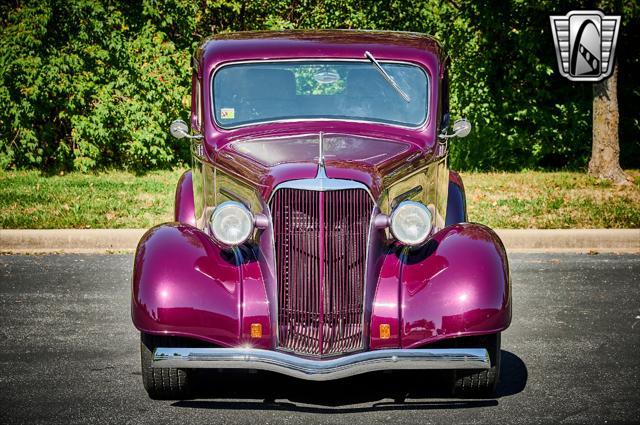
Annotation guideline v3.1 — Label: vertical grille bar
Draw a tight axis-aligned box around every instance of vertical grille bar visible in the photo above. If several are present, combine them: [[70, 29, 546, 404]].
[[271, 188, 373, 357], [318, 191, 325, 353]]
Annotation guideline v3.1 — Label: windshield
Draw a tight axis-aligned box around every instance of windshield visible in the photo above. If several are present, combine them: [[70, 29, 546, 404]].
[[212, 61, 429, 128]]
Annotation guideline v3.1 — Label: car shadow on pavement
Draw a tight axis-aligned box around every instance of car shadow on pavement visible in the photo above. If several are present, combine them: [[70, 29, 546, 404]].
[[171, 350, 527, 413], [496, 350, 528, 398]]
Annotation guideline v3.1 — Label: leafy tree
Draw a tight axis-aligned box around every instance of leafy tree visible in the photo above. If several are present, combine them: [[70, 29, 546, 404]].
[[0, 0, 192, 171], [0, 0, 638, 172]]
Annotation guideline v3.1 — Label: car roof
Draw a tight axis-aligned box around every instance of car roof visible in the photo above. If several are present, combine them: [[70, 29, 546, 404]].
[[195, 30, 445, 69]]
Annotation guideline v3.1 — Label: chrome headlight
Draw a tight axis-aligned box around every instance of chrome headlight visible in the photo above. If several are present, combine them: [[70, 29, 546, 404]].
[[390, 201, 433, 246], [210, 201, 254, 246]]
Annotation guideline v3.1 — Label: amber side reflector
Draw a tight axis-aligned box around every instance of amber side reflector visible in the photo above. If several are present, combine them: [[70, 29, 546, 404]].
[[380, 324, 391, 339], [250, 323, 262, 338]]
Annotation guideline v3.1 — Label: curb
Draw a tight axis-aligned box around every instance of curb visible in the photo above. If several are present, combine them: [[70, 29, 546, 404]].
[[0, 229, 146, 253], [1, 228, 639, 254], [495, 229, 640, 252]]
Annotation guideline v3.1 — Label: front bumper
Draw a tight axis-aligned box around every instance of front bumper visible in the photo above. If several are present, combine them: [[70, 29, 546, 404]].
[[153, 347, 490, 381]]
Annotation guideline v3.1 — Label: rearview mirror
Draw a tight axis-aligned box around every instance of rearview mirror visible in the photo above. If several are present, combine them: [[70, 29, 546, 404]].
[[439, 118, 472, 140], [169, 119, 202, 140], [169, 119, 190, 139], [452, 118, 471, 138]]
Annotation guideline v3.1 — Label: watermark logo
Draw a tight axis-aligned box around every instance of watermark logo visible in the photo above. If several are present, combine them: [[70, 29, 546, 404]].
[[550, 10, 621, 82]]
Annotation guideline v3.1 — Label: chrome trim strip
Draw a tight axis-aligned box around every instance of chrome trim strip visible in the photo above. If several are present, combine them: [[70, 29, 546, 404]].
[[153, 348, 490, 381], [361, 204, 380, 350], [216, 117, 425, 131], [391, 185, 423, 209], [219, 187, 252, 210]]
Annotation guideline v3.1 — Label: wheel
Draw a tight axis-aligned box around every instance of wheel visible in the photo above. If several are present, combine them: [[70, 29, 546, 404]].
[[140, 332, 191, 400], [452, 333, 501, 397]]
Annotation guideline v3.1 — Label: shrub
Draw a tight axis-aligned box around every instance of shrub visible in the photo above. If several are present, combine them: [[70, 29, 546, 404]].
[[0, 0, 638, 172]]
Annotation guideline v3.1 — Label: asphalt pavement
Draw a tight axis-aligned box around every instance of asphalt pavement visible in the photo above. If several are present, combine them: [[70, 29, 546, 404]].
[[0, 253, 638, 424]]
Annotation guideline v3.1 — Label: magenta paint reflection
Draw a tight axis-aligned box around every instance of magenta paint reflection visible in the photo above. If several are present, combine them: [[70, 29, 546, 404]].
[[132, 224, 271, 348], [369, 224, 511, 349]]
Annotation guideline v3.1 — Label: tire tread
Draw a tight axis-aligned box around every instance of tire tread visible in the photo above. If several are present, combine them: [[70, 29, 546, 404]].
[[453, 333, 501, 397], [140, 333, 191, 400]]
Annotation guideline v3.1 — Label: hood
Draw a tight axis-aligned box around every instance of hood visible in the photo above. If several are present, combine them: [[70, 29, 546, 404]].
[[214, 132, 432, 199]]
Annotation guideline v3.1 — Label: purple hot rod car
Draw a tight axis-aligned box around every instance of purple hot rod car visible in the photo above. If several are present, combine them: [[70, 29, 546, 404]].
[[132, 30, 511, 399]]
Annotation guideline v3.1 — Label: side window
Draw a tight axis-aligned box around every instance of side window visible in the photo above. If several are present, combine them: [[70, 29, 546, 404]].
[[440, 63, 450, 130], [195, 75, 202, 130], [191, 71, 203, 132]]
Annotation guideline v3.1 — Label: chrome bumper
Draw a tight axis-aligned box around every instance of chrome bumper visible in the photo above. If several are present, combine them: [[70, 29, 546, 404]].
[[153, 348, 490, 381]]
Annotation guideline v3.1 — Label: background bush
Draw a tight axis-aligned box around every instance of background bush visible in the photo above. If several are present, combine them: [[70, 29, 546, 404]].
[[0, 0, 638, 172]]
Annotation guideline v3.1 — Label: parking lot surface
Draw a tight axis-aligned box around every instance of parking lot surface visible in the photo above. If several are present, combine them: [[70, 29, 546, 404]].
[[0, 253, 638, 424]]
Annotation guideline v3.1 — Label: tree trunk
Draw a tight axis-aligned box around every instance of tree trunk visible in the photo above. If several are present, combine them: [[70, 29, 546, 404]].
[[589, 64, 630, 184]]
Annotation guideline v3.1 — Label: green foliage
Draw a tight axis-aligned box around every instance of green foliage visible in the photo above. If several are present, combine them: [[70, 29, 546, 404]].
[[0, 0, 193, 171], [0, 0, 638, 171]]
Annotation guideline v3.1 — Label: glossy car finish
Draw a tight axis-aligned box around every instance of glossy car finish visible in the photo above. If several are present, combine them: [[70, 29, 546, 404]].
[[132, 31, 511, 368], [132, 224, 272, 348], [133, 222, 510, 349], [174, 170, 196, 226], [446, 170, 467, 226]]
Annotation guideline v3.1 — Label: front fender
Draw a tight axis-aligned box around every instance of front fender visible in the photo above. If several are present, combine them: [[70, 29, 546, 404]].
[[370, 223, 511, 349], [131, 223, 272, 348], [445, 170, 467, 225], [174, 170, 196, 226]]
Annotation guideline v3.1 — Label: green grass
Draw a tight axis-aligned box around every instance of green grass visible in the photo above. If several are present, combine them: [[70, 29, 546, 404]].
[[0, 170, 184, 229], [0, 169, 638, 229], [462, 170, 640, 228]]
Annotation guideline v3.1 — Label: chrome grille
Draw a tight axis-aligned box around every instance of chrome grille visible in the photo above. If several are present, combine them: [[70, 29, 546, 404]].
[[271, 188, 373, 356]]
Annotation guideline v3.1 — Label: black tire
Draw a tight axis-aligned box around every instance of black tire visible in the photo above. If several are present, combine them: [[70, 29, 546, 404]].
[[140, 333, 191, 400], [452, 333, 501, 397]]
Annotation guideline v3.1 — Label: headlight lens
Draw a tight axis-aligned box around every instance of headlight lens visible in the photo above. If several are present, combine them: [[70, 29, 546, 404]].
[[390, 201, 433, 246], [210, 201, 254, 246]]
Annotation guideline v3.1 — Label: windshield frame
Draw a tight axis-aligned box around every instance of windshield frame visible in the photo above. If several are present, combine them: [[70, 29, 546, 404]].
[[210, 58, 431, 131]]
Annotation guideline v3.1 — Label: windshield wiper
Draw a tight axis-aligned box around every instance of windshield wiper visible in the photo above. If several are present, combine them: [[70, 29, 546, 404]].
[[364, 51, 411, 103]]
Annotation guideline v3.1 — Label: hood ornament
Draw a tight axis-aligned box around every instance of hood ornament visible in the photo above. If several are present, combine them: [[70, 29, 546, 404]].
[[315, 131, 329, 179], [318, 131, 325, 168]]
